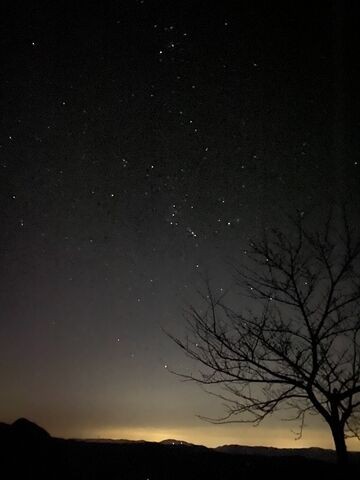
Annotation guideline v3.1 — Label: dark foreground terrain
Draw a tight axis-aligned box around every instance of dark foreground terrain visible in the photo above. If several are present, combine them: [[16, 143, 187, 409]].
[[0, 419, 359, 479]]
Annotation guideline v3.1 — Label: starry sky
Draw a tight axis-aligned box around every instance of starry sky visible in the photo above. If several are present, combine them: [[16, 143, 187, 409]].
[[1, 0, 360, 448]]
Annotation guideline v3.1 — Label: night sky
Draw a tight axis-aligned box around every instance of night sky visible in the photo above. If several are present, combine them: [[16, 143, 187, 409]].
[[1, 0, 360, 448]]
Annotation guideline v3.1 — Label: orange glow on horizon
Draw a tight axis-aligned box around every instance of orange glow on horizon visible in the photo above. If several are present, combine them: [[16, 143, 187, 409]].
[[62, 424, 360, 451]]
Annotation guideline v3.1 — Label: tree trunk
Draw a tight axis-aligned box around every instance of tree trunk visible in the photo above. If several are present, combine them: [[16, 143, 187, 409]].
[[330, 422, 348, 467]]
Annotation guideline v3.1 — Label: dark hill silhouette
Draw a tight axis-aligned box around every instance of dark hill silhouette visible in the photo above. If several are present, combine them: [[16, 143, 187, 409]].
[[215, 444, 340, 463], [0, 418, 359, 479], [160, 438, 199, 447], [11, 417, 51, 440]]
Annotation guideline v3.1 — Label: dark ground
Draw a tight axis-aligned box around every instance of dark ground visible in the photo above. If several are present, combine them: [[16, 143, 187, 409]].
[[1, 419, 359, 479]]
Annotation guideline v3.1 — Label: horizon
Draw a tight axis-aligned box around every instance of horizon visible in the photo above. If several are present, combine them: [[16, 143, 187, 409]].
[[3, 415, 360, 451]]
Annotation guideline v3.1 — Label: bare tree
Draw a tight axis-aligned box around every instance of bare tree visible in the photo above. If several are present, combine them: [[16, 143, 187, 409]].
[[171, 206, 360, 466]]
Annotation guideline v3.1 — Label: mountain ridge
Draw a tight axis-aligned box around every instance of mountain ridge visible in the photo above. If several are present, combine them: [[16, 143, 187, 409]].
[[2, 418, 360, 459]]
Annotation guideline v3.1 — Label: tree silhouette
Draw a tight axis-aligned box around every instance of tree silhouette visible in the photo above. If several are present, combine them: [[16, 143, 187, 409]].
[[171, 206, 360, 466]]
